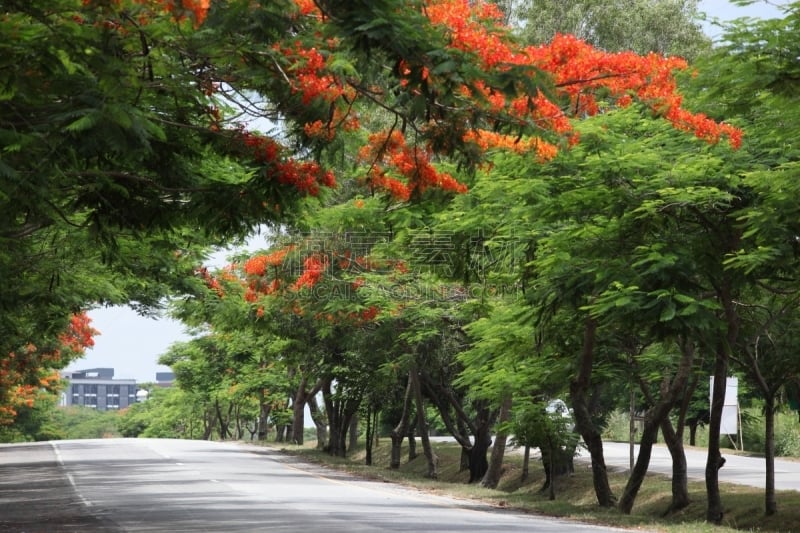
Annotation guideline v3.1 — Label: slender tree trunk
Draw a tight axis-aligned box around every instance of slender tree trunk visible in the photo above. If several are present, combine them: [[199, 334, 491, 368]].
[[745, 344, 778, 516], [322, 377, 359, 457], [234, 404, 244, 439], [202, 409, 214, 440], [290, 375, 309, 445], [274, 423, 286, 442], [322, 378, 345, 457], [215, 400, 231, 440], [705, 346, 728, 524], [540, 436, 574, 495], [660, 417, 690, 513], [407, 425, 418, 461], [481, 394, 512, 489], [390, 376, 413, 469], [619, 419, 659, 513], [308, 394, 328, 450], [619, 341, 694, 514], [257, 393, 271, 441], [570, 318, 616, 507], [411, 366, 437, 479], [764, 394, 777, 515], [521, 445, 531, 482], [365, 409, 374, 466], [706, 283, 739, 524], [548, 442, 556, 501], [349, 414, 359, 452]]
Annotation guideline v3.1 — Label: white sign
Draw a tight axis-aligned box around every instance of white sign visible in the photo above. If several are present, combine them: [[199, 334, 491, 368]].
[[710, 376, 738, 435]]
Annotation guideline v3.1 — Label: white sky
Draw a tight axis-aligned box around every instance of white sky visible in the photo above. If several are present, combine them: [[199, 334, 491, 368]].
[[66, 0, 791, 383]]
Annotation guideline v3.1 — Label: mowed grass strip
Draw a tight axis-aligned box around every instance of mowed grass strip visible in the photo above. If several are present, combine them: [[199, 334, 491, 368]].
[[268, 438, 800, 533]]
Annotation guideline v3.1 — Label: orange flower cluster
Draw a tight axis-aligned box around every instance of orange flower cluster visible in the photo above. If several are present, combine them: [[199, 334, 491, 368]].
[[242, 247, 293, 301], [293, 0, 320, 17], [463, 129, 558, 162], [275, 41, 355, 106], [240, 131, 281, 164], [358, 130, 468, 201], [58, 312, 97, 355], [236, 130, 337, 196], [196, 266, 225, 297], [275, 160, 337, 196], [294, 255, 329, 289], [434, 7, 742, 148], [288, 0, 741, 156], [243, 247, 293, 276], [1, 314, 97, 425], [245, 279, 280, 302]]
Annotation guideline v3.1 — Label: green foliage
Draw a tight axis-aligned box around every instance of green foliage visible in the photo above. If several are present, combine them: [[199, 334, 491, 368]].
[[117, 387, 205, 439], [0, 395, 66, 443], [53, 407, 121, 440], [508, 400, 578, 454], [0, 403, 122, 443], [501, 0, 711, 60]]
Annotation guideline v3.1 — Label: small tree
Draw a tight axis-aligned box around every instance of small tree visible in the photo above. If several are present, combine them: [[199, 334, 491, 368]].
[[509, 400, 580, 500]]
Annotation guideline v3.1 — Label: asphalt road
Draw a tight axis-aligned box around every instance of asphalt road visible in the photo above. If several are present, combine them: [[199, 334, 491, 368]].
[[586, 441, 800, 492], [0, 438, 634, 533]]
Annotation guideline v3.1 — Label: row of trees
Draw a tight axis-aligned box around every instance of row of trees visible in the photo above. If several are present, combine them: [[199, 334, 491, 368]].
[[159, 0, 800, 523], [4, 0, 800, 525]]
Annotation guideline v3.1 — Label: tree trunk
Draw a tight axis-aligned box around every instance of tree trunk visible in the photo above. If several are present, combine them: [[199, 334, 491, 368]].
[[521, 445, 531, 482], [540, 435, 575, 497], [322, 376, 359, 458], [215, 400, 231, 440], [349, 413, 359, 452], [411, 366, 438, 479], [744, 343, 778, 516], [570, 317, 616, 507], [706, 282, 739, 524], [460, 446, 471, 472], [290, 375, 308, 445], [308, 394, 328, 450], [469, 428, 491, 483], [257, 394, 271, 441], [764, 394, 777, 515], [365, 409, 374, 466], [660, 417, 690, 513], [619, 418, 659, 513], [481, 394, 512, 489], [390, 376, 413, 469], [619, 340, 694, 514], [705, 347, 728, 524], [202, 409, 214, 440], [274, 423, 286, 443], [407, 426, 418, 461]]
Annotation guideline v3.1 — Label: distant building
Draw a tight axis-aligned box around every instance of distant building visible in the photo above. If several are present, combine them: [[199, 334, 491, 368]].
[[60, 368, 138, 411], [155, 372, 175, 387]]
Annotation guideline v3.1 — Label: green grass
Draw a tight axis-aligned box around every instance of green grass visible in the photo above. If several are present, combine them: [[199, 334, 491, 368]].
[[265, 438, 800, 533]]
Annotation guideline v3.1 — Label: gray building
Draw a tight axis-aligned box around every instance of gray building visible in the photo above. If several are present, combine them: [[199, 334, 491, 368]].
[[155, 372, 175, 387], [60, 368, 138, 411]]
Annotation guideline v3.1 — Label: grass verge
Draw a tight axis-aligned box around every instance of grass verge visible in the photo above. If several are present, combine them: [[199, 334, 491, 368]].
[[264, 438, 800, 533]]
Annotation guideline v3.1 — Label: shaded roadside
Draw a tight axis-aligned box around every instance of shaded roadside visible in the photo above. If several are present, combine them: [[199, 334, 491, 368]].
[[0, 442, 118, 532]]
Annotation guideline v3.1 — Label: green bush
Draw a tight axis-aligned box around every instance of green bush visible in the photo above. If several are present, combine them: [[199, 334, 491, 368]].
[[774, 411, 800, 457], [601, 410, 632, 442]]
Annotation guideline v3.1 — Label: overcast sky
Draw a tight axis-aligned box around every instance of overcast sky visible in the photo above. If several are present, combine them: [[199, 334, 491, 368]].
[[66, 0, 791, 382]]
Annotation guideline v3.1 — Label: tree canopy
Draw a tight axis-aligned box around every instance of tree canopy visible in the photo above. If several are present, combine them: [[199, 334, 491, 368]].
[[10, 0, 800, 526]]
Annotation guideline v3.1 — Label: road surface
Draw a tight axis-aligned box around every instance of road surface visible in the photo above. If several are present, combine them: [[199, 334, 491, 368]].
[[0, 438, 634, 532], [586, 441, 800, 492]]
